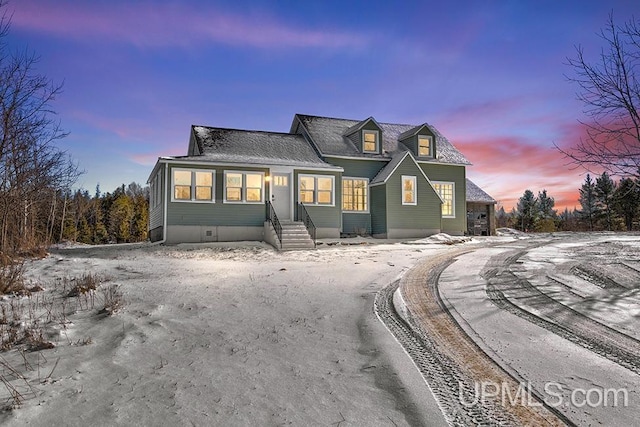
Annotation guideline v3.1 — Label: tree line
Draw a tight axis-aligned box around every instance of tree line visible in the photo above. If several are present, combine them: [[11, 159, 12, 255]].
[[497, 172, 640, 232], [54, 183, 149, 245]]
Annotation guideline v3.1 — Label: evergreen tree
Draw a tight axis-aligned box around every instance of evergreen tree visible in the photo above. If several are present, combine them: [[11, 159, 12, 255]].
[[614, 178, 640, 230], [594, 172, 616, 230], [536, 189, 556, 232], [516, 189, 538, 231], [578, 174, 597, 231], [108, 195, 134, 243], [496, 206, 509, 228]]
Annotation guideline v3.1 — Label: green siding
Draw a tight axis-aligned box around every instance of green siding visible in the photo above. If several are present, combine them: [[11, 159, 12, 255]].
[[342, 213, 371, 235], [294, 169, 341, 229], [384, 157, 442, 230], [370, 185, 387, 235], [419, 163, 466, 235], [166, 164, 269, 227], [149, 167, 164, 230], [326, 157, 387, 180]]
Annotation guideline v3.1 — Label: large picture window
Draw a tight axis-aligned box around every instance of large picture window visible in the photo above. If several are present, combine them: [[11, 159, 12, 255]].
[[224, 171, 264, 203], [172, 169, 215, 202], [402, 176, 417, 205], [433, 181, 455, 217], [298, 174, 335, 206], [342, 178, 368, 212]]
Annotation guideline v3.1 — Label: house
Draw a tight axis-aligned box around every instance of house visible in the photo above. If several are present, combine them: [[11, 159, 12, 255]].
[[147, 114, 497, 248]]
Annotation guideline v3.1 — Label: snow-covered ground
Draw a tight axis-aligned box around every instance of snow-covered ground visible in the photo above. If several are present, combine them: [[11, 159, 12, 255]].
[[1, 232, 637, 426], [0, 237, 472, 426]]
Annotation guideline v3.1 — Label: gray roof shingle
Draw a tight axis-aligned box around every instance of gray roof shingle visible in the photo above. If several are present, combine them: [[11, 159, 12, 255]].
[[466, 178, 497, 203], [176, 125, 340, 170], [295, 114, 471, 165]]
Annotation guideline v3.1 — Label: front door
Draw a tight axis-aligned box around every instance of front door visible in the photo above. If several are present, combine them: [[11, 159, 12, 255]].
[[272, 172, 291, 221]]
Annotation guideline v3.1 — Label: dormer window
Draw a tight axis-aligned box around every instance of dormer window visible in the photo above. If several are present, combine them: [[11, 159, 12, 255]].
[[418, 135, 432, 157], [363, 130, 379, 153]]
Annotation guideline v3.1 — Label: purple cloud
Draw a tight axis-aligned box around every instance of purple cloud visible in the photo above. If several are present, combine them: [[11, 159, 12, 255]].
[[11, 2, 369, 49]]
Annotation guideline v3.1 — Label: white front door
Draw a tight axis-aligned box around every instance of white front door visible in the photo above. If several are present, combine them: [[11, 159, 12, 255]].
[[271, 172, 291, 221]]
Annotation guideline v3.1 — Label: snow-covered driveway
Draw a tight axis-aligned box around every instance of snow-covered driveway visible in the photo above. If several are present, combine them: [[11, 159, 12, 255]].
[[437, 234, 640, 426]]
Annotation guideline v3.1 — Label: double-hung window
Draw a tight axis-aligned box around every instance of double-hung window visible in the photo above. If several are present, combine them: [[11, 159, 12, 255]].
[[418, 135, 432, 157], [299, 175, 334, 206], [433, 181, 455, 217], [224, 171, 264, 203], [363, 130, 379, 153], [172, 169, 215, 202], [342, 178, 368, 212], [402, 176, 417, 205]]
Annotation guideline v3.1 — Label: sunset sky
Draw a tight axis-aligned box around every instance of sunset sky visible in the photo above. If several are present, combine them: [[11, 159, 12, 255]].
[[6, 0, 638, 211]]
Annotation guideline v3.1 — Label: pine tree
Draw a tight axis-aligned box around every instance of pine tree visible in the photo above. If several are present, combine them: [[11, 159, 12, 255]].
[[614, 178, 640, 231], [108, 195, 134, 243], [516, 189, 538, 231], [578, 174, 597, 231], [594, 172, 616, 230], [536, 189, 556, 231]]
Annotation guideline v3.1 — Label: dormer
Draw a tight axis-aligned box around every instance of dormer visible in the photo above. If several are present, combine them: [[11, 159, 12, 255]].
[[343, 116, 383, 155], [398, 124, 436, 159]]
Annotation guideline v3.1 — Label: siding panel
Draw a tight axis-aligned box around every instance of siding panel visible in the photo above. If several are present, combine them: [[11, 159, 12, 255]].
[[166, 164, 269, 227], [385, 157, 442, 231], [419, 164, 466, 235], [294, 169, 341, 229], [370, 185, 387, 236]]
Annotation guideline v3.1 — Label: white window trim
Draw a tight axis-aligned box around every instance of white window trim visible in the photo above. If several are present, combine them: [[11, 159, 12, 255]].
[[298, 174, 335, 207], [171, 168, 216, 203], [223, 170, 265, 204], [401, 175, 417, 206], [433, 181, 456, 218], [418, 135, 433, 157], [362, 130, 379, 153], [342, 177, 369, 213]]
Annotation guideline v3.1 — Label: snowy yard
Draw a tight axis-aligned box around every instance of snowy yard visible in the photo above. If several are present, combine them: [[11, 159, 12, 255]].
[[0, 232, 638, 426], [0, 238, 460, 426]]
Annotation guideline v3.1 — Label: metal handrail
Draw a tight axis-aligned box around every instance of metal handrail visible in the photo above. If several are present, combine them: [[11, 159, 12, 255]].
[[266, 201, 283, 245], [297, 203, 316, 248]]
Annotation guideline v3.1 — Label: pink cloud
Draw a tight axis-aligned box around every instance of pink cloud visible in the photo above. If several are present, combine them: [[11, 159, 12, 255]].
[[458, 134, 592, 211], [11, 2, 368, 49]]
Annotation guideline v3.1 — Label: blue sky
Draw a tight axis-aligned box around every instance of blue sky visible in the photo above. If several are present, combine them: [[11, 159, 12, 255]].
[[6, 0, 638, 209]]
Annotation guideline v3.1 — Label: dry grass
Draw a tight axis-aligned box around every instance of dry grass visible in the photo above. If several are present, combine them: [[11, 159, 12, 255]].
[[0, 262, 26, 295], [0, 268, 124, 409]]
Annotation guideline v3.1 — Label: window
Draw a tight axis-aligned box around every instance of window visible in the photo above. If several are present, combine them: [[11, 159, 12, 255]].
[[402, 176, 417, 205], [363, 130, 379, 153], [172, 169, 215, 202], [433, 181, 455, 217], [273, 175, 288, 186], [224, 171, 264, 203], [342, 178, 368, 212], [298, 174, 335, 206], [418, 135, 432, 157]]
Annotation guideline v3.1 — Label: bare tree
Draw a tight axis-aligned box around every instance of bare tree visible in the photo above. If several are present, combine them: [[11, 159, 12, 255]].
[[0, 3, 81, 254], [561, 13, 640, 177]]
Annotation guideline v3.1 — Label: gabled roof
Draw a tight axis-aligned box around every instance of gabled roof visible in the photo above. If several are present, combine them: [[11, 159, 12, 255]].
[[370, 151, 411, 185], [466, 178, 497, 204], [293, 114, 471, 165], [397, 124, 430, 141], [178, 125, 340, 170], [369, 151, 444, 203], [342, 116, 381, 136]]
